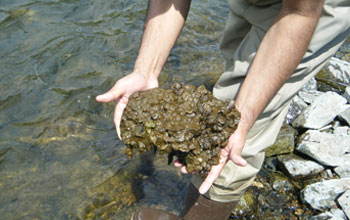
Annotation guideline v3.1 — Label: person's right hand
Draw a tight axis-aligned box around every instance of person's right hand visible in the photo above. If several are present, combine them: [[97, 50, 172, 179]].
[[96, 72, 158, 139]]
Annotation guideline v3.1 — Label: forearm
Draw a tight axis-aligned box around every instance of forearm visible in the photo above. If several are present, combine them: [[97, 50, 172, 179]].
[[235, 0, 324, 133], [134, 0, 191, 79]]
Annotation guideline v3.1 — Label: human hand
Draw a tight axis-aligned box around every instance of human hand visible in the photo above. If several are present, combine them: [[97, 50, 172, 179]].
[[96, 72, 158, 139], [174, 125, 248, 194]]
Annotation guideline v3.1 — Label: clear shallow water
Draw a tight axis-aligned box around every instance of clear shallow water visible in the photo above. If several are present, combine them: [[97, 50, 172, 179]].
[[0, 0, 228, 219]]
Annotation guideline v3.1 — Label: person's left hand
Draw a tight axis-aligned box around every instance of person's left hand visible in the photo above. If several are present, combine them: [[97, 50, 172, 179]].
[[174, 125, 248, 194]]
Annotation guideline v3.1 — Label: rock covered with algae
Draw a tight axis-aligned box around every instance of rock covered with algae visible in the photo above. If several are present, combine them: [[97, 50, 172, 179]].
[[120, 83, 240, 176]]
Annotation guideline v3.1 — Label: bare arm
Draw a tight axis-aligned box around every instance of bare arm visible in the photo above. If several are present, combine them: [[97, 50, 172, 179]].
[[96, 0, 191, 138], [134, 0, 191, 79], [199, 0, 324, 194], [235, 0, 324, 134]]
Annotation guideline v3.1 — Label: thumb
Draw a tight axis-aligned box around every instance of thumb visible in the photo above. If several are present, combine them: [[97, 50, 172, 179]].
[[96, 88, 122, 103], [198, 152, 227, 194]]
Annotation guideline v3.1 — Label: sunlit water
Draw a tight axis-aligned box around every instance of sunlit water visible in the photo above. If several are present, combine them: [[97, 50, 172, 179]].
[[0, 0, 228, 219], [1, 0, 349, 219]]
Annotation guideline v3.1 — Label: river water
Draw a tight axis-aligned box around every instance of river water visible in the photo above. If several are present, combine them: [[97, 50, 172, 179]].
[[0, 0, 228, 219], [1, 0, 349, 220]]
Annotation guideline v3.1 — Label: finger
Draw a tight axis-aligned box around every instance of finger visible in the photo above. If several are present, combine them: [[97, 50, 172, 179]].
[[227, 133, 247, 167], [96, 88, 123, 103], [180, 166, 188, 174], [198, 155, 227, 194], [230, 154, 247, 167], [174, 160, 183, 167], [114, 97, 128, 140]]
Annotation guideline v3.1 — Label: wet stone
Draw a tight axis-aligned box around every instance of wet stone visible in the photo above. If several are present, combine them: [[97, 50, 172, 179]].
[[265, 125, 296, 157], [120, 83, 240, 176]]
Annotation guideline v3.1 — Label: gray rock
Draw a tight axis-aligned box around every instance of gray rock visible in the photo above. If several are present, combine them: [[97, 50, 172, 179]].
[[277, 154, 324, 179], [302, 77, 318, 91], [343, 86, 350, 103], [0, 12, 9, 23], [285, 95, 308, 124], [292, 92, 349, 129], [311, 212, 333, 220], [301, 178, 350, 211], [339, 108, 350, 126], [324, 57, 350, 84], [333, 126, 350, 135], [298, 90, 324, 104], [335, 164, 350, 178], [311, 209, 347, 220], [296, 130, 350, 166], [338, 190, 350, 219]]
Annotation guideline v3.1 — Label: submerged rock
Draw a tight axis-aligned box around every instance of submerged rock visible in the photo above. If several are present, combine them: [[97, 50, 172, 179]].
[[120, 83, 240, 175], [265, 125, 296, 157]]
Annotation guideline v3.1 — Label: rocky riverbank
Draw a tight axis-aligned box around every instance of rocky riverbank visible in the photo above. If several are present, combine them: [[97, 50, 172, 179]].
[[231, 53, 350, 219]]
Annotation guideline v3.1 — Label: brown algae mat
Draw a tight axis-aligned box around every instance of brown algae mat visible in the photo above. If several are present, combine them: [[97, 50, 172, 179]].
[[120, 83, 240, 176]]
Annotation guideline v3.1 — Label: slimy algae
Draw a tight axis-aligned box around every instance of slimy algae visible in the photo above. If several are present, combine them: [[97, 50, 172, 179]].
[[120, 83, 240, 176]]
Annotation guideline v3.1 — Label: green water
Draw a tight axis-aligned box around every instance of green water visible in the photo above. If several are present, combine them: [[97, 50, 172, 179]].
[[0, 0, 228, 219]]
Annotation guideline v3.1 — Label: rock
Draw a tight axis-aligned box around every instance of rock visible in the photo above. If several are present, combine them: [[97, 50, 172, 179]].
[[335, 164, 350, 178], [265, 125, 296, 157], [285, 95, 308, 124], [302, 77, 318, 91], [270, 172, 295, 193], [337, 190, 350, 219], [0, 12, 9, 23], [296, 130, 350, 166], [311, 209, 347, 220], [297, 90, 324, 104], [343, 86, 350, 103], [310, 212, 333, 220], [301, 178, 350, 211], [324, 57, 350, 85], [333, 126, 350, 135], [277, 154, 324, 179], [292, 92, 349, 129], [339, 108, 350, 126]]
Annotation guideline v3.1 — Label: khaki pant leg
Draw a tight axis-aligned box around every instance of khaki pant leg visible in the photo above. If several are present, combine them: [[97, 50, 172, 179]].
[[191, 0, 350, 203]]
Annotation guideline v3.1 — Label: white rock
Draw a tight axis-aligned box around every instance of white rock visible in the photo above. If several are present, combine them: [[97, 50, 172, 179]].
[[285, 95, 308, 124], [343, 86, 350, 103], [311, 209, 347, 220], [339, 108, 350, 126], [277, 154, 324, 179], [298, 90, 324, 104], [335, 165, 350, 178], [330, 208, 347, 220], [333, 126, 350, 135], [296, 130, 350, 166], [338, 190, 350, 219], [311, 212, 333, 220], [324, 57, 350, 84], [301, 178, 350, 211], [302, 77, 318, 91], [292, 91, 349, 129]]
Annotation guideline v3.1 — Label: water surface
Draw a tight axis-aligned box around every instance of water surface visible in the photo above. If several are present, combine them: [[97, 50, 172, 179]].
[[0, 0, 228, 219]]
